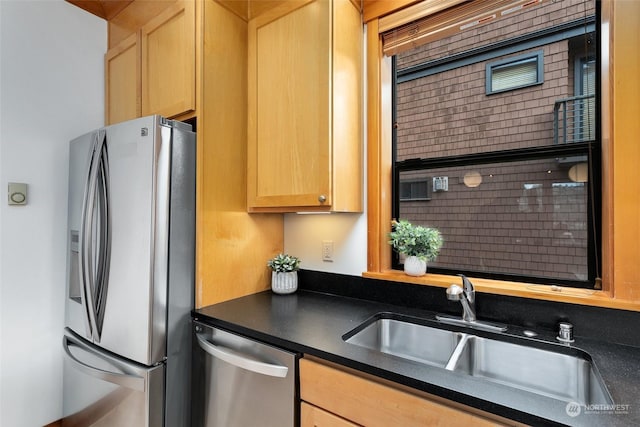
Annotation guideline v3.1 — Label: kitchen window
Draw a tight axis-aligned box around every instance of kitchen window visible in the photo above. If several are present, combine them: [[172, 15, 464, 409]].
[[366, 0, 640, 306], [390, 0, 599, 288]]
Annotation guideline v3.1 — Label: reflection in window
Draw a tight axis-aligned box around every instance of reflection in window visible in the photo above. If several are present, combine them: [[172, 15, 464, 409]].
[[398, 158, 589, 283]]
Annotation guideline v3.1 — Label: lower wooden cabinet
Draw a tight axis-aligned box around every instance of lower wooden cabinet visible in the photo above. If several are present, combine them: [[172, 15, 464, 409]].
[[301, 402, 359, 427], [300, 357, 515, 427]]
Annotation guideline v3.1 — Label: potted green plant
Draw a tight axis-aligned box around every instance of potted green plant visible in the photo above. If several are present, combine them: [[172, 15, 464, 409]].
[[267, 253, 301, 294], [388, 219, 443, 276]]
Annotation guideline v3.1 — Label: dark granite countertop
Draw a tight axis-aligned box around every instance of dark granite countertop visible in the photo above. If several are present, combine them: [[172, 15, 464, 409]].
[[193, 289, 640, 426]]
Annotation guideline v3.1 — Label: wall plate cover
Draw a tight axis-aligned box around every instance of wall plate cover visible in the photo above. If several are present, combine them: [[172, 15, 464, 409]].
[[8, 182, 28, 205], [322, 240, 334, 262]]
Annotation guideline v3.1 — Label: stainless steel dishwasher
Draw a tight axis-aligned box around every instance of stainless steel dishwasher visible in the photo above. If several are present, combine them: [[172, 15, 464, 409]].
[[192, 321, 298, 427]]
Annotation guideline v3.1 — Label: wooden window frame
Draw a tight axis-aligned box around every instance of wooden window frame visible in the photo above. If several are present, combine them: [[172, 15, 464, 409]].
[[364, 0, 640, 311]]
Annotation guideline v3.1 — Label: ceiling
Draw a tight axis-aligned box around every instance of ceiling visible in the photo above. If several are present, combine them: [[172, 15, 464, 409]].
[[66, 0, 308, 22]]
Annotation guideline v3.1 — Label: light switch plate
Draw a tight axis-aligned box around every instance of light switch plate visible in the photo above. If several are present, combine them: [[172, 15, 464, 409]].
[[8, 182, 28, 205], [322, 240, 334, 262]]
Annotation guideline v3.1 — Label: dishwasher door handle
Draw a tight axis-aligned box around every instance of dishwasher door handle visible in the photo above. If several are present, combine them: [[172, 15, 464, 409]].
[[196, 333, 289, 378]]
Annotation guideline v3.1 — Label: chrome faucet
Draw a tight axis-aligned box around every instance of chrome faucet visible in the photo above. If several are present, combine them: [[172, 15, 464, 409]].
[[436, 275, 507, 332], [445, 274, 476, 322]]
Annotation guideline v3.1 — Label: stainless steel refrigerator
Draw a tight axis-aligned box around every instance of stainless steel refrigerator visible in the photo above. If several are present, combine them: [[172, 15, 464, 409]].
[[62, 115, 196, 427]]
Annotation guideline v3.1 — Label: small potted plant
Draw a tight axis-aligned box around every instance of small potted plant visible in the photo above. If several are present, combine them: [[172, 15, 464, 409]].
[[267, 253, 301, 294], [388, 219, 443, 276]]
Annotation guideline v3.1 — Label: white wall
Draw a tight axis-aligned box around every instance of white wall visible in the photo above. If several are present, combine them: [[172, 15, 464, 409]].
[[284, 212, 367, 275], [0, 1, 105, 425]]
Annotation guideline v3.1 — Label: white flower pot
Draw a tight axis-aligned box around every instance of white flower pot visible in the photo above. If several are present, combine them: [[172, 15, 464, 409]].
[[404, 256, 427, 276], [271, 271, 298, 294]]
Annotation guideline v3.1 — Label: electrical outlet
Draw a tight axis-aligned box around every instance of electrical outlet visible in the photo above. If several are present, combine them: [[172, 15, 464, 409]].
[[322, 240, 334, 262]]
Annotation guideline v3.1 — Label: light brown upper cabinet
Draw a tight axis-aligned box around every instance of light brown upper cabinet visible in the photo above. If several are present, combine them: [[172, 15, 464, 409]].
[[105, 0, 195, 125], [141, 0, 195, 118], [247, 0, 363, 213], [105, 32, 140, 125]]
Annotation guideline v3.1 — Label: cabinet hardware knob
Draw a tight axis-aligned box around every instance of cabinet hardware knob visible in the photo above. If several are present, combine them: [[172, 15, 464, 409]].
[[318, 195, 327, 203]]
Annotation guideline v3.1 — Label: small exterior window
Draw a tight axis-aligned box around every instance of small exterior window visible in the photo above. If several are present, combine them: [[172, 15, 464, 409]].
[[486, 51, 544, 94], [399, 179, 430, 201]]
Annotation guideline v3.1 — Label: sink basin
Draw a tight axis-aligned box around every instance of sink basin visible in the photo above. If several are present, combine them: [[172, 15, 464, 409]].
[[344, 313, 612, 405], [344, 314, 463, 367], [449, 335, 612, 405]]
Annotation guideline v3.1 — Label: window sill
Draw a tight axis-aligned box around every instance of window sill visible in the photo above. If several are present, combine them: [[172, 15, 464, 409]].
[[363, 270, 640, 311]]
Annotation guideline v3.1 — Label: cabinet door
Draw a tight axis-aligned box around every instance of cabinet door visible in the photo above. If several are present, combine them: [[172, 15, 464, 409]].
[[141, 0, 195, 118], [301, 402, 360, 427], [300, 358, 511, 427], [248, 0, 332, 210], [105, 32, 140, 125]]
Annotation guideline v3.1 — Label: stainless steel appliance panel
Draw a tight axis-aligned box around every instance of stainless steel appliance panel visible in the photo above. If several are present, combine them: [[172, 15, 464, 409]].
[[193, 322, 297, 427], [64, 115, 196, 426], [65, 116, 180, 366], [62, 328, 164, 427], [164, 120, 197, 427], [66, 131, 97, 341], [97, 115, 166, 366]]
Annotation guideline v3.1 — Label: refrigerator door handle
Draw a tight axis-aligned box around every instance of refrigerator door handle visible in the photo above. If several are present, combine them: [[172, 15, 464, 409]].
[[79, 129, 110, 343], [78, 131, 101, 339], [196, 332, 289, 378], [93, 132, 111, 341], [63, 335, 145, 392]]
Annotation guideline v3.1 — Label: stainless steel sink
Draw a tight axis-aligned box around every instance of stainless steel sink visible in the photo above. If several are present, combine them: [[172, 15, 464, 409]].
[[344, 314, 612, 405], [449, 335, 612, 405], [344, 316, 463, 367]]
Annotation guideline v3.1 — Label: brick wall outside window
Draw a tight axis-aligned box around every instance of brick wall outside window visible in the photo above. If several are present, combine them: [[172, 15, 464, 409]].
[[394, 0, 595, 282]]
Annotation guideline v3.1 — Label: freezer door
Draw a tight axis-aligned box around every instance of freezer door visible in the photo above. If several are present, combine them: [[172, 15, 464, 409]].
[[62, 328, 164, 427]]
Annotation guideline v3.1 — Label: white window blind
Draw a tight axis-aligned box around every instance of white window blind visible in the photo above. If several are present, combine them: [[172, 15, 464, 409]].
[[491, 58, 538, 91], [381, 0, 546, 57], [580, 59, 596, 140]]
